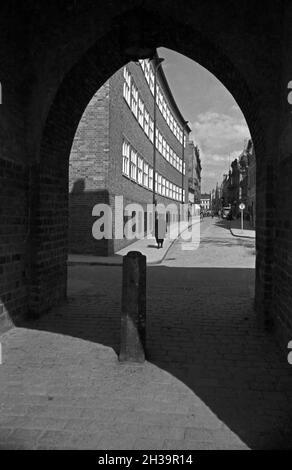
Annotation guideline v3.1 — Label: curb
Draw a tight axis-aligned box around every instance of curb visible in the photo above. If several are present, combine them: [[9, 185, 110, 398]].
[[229, 228, 255, 240]]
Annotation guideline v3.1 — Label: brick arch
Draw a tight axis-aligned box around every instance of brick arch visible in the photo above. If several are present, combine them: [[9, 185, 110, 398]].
[[31, 10, 267, 319]]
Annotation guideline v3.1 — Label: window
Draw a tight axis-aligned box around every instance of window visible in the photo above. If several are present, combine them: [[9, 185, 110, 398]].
[[162, 138, 166, 158], [149, 118, 154, 143], [178, 158, 182, 173], [143, 162, 149, 187], [158, 132, 163, 154], [166, 180, 169, 198], [149, 167, 153, 190], [122, 140, 130, 176], [163, 100, 167, 119], [169, 148, 173, 165], [183, 162, 186, 175], [137, 156, 143, 185], [170, 114, 174, 131], [166, 143, 170, 162], [149, 68, 155, 94], [131, 82, 138, 117], [156, 130, 159, 150], [156, 84, 159, 105], [145, 60, 150, 84], [158, 174, 162, 195], [139, 59, 145, 71], [162, 177, 166, 196], [166, 107, 170, 126], [144, 110, 149, 136], [183, 189, 185, 203], [159, 90, 163, 113], [138, 98, 144, 127], [123, 67, 131, 106], [155, 172, 158, 193], [169, 182, 173, 199], [130, 149, 137, 181]]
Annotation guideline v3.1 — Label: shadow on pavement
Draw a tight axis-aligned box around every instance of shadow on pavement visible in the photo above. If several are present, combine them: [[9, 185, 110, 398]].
[[18, 265, 292, 450]]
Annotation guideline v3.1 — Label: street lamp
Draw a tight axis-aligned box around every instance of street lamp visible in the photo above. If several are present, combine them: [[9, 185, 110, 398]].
[[181, 120, 189, 220], [151, 55, 164, 207]]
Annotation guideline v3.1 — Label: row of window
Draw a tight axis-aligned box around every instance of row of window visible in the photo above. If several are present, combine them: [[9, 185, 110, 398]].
[[123, 67, 185, 175], [122, 140, 185, 202], [156, 129, 185, 175], [139, 59, 185, 146]]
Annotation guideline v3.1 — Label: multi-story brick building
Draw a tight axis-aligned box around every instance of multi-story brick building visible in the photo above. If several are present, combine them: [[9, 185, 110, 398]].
[[69, 54, 191, 255]]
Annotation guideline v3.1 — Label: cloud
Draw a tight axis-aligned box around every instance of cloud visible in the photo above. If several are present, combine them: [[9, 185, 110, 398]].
[[192, 111, 250, 153], [191, 111, 250, 192]]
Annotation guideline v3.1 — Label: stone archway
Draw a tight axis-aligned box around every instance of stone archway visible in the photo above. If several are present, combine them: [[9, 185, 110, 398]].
[[28, 10, 271, 330]]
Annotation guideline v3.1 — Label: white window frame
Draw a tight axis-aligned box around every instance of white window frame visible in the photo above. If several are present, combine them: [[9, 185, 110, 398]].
[[137, 156, 143, 185], [158, 132, 163, 154], [123, 67, 131, 106], [138, 98, 144, 127], [162, 177, 166, 196], [149, 67, 155, 94], [122, 140, 130, 177], [130, 149, 137, 181], [166, 180, 169, 198], [131, 82, 138, 118], [144, 109, 149, 136], [149, 118, 154, 143], [162, 138, 166, 158], [158, 174, 162, 195], [149, 167, 153, 190], [143, 162, 149, 188], [166, 143, 170, 162]]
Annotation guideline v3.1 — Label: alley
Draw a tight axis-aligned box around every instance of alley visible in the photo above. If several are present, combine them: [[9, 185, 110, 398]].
[[0, 219, 291, 449]]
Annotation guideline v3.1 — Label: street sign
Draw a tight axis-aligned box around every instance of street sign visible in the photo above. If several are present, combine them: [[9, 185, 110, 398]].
[[239, 203, 245, 211]]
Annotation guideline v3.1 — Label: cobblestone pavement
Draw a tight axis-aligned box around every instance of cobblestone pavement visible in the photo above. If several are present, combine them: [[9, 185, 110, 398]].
[[0, 219, 291, 449]]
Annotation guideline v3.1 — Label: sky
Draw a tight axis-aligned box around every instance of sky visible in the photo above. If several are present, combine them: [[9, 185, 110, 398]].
[[158, 47, 251, 193]]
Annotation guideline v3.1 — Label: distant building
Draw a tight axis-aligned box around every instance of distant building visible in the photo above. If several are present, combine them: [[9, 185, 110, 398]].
[[188, 141, 202, 205], [200, 193, 211, 211], [219, 139, 255, 223]]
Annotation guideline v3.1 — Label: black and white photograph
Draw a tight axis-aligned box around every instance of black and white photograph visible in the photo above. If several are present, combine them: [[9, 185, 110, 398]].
[[0, 0, 292, 455]]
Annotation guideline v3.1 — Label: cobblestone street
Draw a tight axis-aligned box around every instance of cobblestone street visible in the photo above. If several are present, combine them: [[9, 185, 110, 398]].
[[0, 219, 291, 449]]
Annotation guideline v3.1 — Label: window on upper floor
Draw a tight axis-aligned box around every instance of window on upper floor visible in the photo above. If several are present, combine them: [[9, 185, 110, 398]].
[[162, 138, 166, 158], [165, 180, 169, 198], [149, 167, 153, 190], [162, 177, 166, 196], [144, 110, 149, 136], [143, 162, 149, 188], [137, 156, 143, 185], [122, 140, 130, 177], [149, 118, 154, 143], [130, 148, 137, 181], [131, 82, 138, 118], [145, 60, 150, 84], [138, 98, 144, 127], [157, 174, 162, 195], [123, 67, 131, 106], [149, 67, 155, 94], [158, 133, 163, 154], [166, 143, 170, 162]]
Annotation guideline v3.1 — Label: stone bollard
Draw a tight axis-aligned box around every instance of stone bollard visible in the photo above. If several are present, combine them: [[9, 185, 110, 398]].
[[119, 251, 146, 363]]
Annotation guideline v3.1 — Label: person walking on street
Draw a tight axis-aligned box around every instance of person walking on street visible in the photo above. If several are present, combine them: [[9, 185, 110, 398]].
[[155, 212, 166, 249]]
